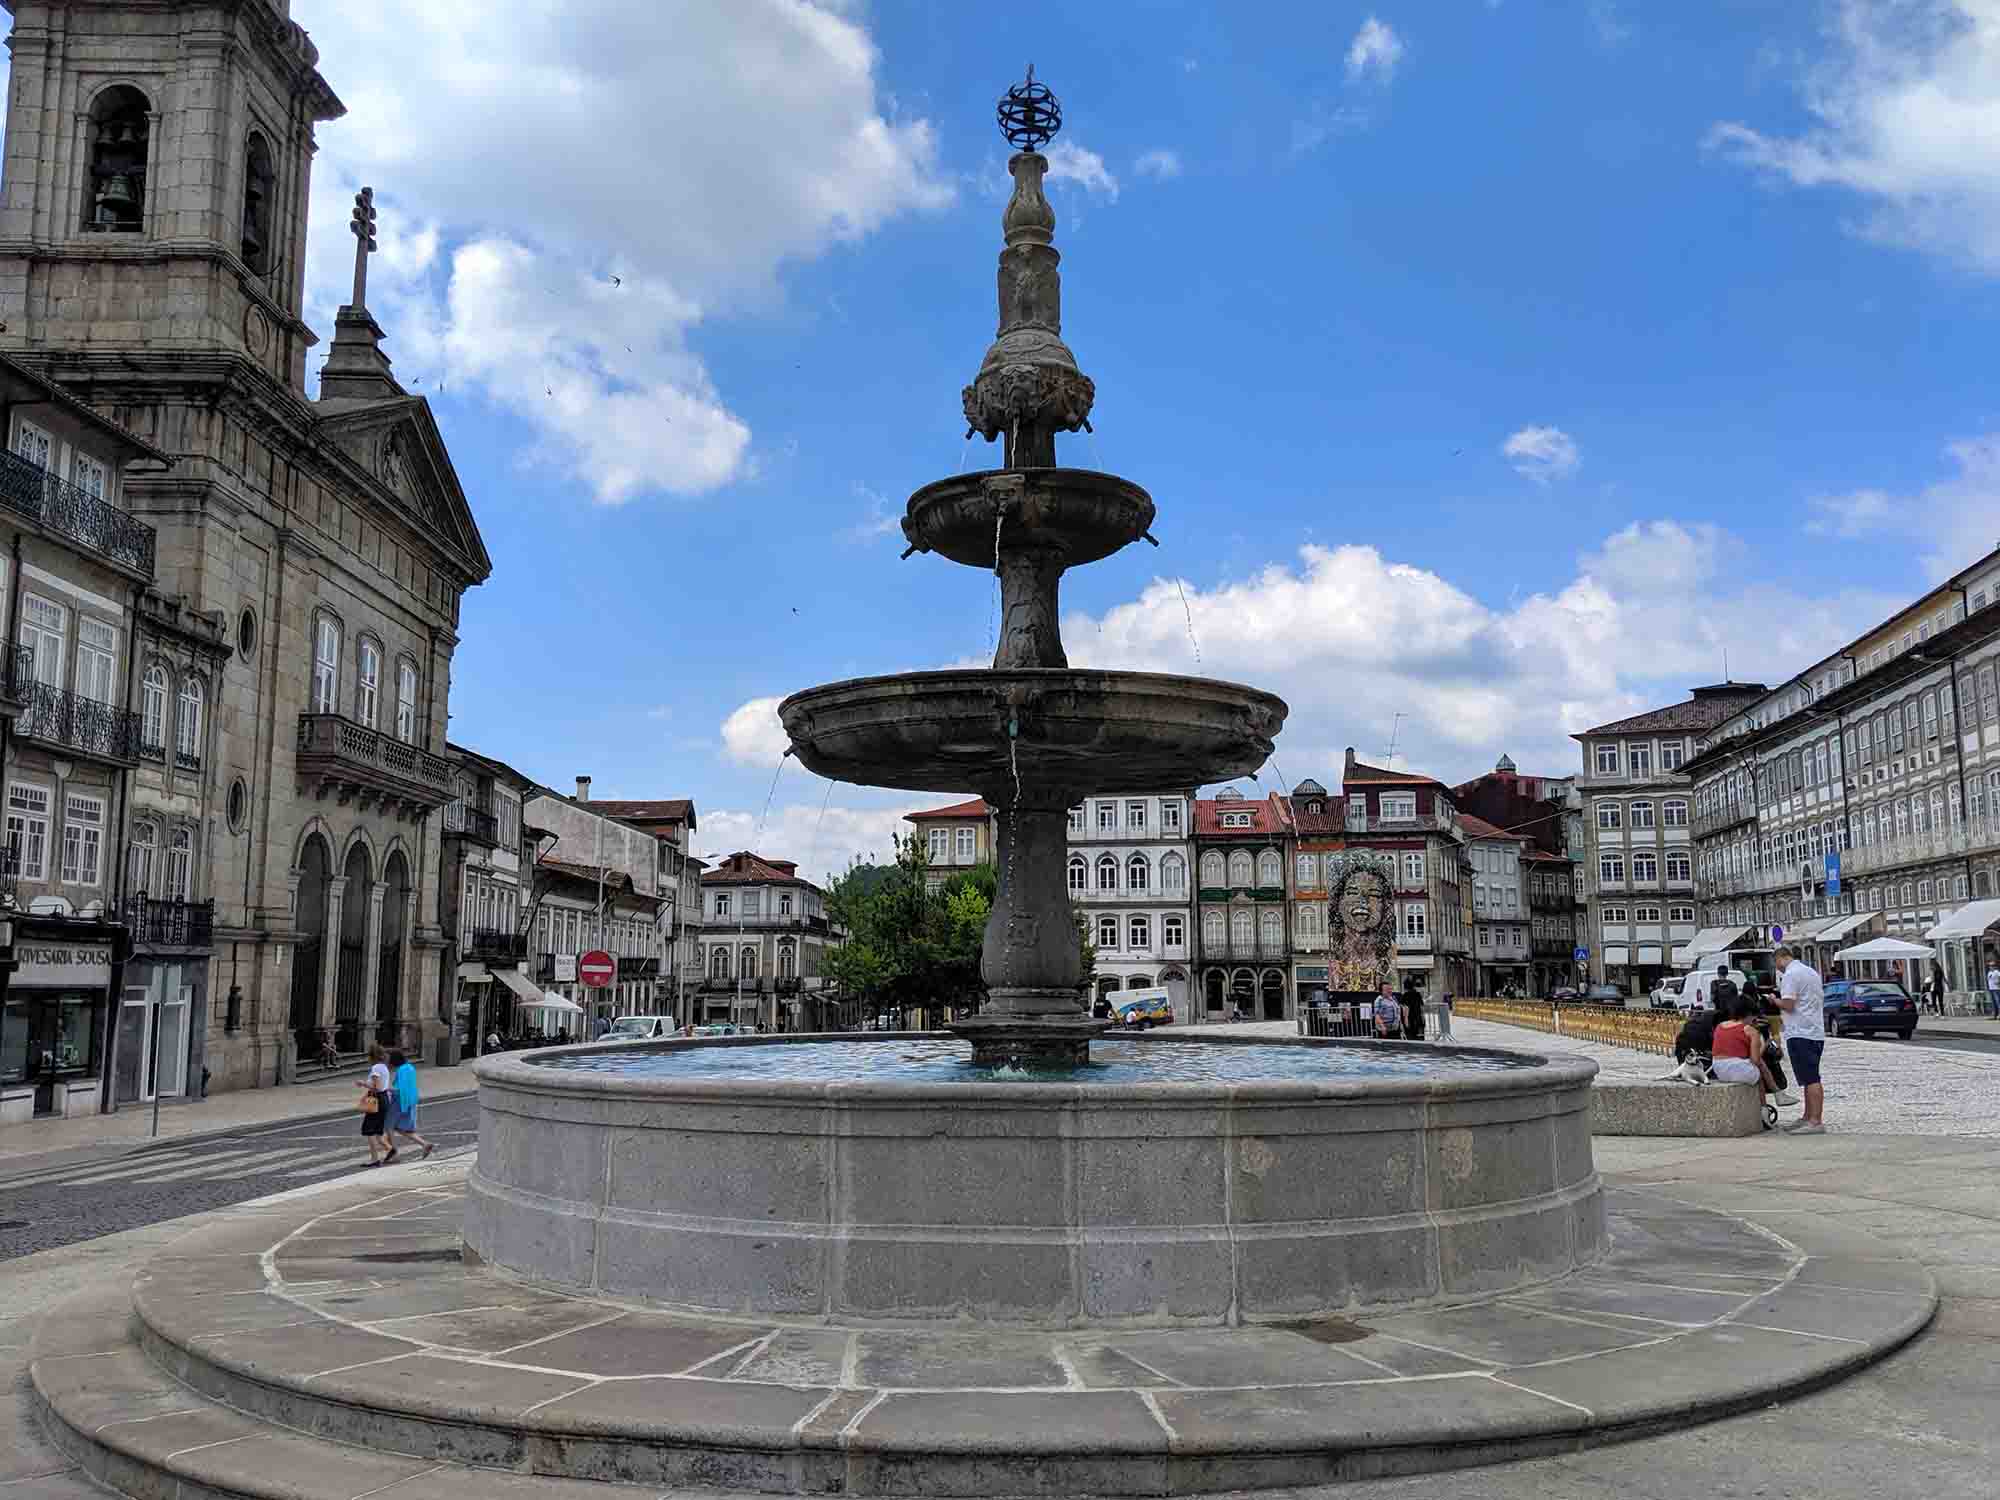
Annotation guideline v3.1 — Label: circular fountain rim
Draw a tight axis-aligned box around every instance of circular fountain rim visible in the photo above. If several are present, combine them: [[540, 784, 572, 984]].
[[776, 664, 1290, 715], [470, 1030, 1597, 1105]]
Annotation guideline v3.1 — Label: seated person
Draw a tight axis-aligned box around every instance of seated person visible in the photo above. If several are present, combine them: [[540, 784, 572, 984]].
[[1710, 995, 1794, 1102], [1673, 1005, 1721, 1068]]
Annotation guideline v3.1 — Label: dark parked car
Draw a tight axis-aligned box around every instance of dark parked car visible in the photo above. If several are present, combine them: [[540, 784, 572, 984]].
[[1822, 978, 1918, 1039], [1550, 986, 1580, 1003], [1582, 984, 1624, 1004]]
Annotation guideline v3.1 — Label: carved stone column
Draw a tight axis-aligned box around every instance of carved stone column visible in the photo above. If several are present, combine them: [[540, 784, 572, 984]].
[[318, 876, 348, 1033], [361, 883, 386, 1032]]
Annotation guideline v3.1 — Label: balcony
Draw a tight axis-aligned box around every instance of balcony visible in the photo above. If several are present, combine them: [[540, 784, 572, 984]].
[[0, 643, 30, 717], [16, 682, 142, 762], [1693, 800, 1757, 839], [708, 912, 830, 934], [461, 805, 500, 846], [296, 713, 456, 820], [1846, 818, 1998, 877], [619, 955, 660, 979], [1197, 939, 1290, 962], [125, 895, 214, 950], [0, 446, 156, 576], [464, 929, 528, 962]]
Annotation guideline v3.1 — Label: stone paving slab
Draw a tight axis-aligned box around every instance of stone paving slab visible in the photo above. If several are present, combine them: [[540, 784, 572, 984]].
[[20, 1165, 1935, 1498]]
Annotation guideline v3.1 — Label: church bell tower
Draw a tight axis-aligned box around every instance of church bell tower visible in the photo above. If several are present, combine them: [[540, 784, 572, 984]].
[[0, 0, 345, 391]]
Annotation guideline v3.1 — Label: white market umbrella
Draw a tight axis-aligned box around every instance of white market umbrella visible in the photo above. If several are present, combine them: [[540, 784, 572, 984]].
[[1832, 937, 1934, 962], [534, 991, 584, 1014]]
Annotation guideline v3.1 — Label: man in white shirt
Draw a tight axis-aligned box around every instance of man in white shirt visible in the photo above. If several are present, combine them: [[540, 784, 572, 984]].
[[1985, 959, 2000, 1020], [1773, 946, 1826, 1135]]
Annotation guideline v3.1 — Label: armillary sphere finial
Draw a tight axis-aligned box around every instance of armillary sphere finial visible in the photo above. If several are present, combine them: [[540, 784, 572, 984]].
[[997, 64, 1061, 152]]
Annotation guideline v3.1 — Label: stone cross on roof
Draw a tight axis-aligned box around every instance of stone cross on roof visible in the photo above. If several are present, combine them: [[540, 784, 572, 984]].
[[348, 186, 378, 310]]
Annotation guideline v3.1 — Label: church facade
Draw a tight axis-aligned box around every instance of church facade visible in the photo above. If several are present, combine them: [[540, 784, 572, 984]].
[[0, 0, 491, 1117]]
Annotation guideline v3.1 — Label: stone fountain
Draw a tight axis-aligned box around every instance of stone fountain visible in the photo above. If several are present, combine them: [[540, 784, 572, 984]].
[[779, 69, 1287, 1067]]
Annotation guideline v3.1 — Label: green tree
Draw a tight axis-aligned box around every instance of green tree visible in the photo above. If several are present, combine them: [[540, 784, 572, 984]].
[[1073, 902, 1098, 1000], [823, 837, 992, 1024]]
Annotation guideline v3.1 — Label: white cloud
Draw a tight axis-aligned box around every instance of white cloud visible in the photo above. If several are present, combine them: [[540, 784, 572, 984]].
[[696, 798, 944, 886], [720, 696, 791, 767], [1053, 521, 1900, 787], [1806, 433, 2000, 578], [1705, 1, 2000, 273], [1589, 0, 1632, 48], [1043, 140, 1120, 200], [295, 0, 951, 503], [841, 483, 903, 543], [1346, 16, 1406, 83], [1134, 148, 1184, 181], [1501, 425, 1581, 483]]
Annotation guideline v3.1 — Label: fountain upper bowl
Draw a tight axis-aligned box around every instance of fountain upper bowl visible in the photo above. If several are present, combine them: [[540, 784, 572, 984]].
[[903, 467, 1154, 569], [779, 667, 1287, 797]]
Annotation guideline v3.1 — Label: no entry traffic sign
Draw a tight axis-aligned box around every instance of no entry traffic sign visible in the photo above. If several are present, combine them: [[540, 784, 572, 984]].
[[579, 949, 616, 988]]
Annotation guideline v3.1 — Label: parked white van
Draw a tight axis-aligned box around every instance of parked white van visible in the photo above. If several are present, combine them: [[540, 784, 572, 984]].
[[603, 1015, 678, 1041], [1669, 968, 1750, 1013]]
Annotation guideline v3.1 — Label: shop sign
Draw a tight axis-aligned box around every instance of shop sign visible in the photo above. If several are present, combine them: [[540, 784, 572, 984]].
[[554, 954, 578, 983], [14, 941, 112, 988], [1295, 966, 1329, 982]]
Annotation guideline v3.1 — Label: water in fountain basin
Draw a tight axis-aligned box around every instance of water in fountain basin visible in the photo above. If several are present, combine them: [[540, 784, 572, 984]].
[[533, 1036, 1541, 1084]]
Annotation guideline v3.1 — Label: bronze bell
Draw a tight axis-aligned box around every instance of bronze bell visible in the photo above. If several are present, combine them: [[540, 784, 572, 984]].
[[96, 172, 137, 211]]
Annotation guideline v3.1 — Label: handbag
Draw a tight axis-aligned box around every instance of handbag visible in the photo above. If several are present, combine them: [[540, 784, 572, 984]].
[[358, 1089, 379, 1115]]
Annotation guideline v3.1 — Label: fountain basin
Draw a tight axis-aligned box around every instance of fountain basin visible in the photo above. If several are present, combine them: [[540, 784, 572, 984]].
[[903, 467, 1154, 568], [779, 668, 1286, 795], [465, 1033, 1605, 1328]]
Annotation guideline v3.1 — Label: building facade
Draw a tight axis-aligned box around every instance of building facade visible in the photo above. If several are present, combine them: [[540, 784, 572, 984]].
[[698, 852, 838, 1030], [1462, 815, 1530, 995], [1524, 851, 1582, 996], [1337, 750, 1472, 996], [1285, 778, 1344, 1011], [438, 745, 534, 1055], [904, 798, 995, 890], [587, 799, 703, 1022], [1067, 790, 1194, 1014], [1685, 549, 2000, 999], [1575, 684, 1765, 994], [0, 0, 494, 1118], [1192, 789, 1291, 1020]]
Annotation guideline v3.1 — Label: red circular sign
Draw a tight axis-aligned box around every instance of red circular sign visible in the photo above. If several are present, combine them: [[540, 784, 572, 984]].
[[578, 950, 616, 988]]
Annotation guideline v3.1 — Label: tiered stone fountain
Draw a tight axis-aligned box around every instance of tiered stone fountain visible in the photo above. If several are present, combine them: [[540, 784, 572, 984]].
[[779, 70, 1285, 1067]]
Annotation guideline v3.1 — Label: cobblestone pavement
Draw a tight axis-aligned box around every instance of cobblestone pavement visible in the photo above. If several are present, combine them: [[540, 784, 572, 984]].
[[1172, 1017, 2000, 1139], [0, 1093, 481, 1261]]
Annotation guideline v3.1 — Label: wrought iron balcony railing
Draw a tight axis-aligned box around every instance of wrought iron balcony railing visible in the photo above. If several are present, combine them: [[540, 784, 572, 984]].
[[618, 955, 661, 978], [0, 447, 156, 575], [125, 895, 215, 949], [1, 643, 30, 704], [461, 805, 500, 845], [16, 682, 141, 760], [464, 929, 528, 961]]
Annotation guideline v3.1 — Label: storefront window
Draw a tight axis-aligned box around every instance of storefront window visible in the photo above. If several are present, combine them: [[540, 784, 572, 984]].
[[52, 994, 97, 1074], [1, 998, 28, 1082]]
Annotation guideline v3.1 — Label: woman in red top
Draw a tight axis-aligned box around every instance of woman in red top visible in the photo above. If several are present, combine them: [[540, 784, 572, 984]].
[[1710, 994, 1785, 1096]]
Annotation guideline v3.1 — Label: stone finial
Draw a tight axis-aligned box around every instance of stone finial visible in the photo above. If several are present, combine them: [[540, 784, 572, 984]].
[[1001, 152, 1055, 249]]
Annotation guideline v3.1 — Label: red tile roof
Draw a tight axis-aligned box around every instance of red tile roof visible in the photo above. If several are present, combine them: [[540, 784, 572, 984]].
[[1283, 794, 1346, 837], [1193, 793, 1291, 837], [589, 798, 696, 831], [1342, 748, 1445, 788], [701, 851, 815, 888], [903, 797, 992, 823], [1522, 849, 1576, 864], [1459, 814, 1528, 843], [1576, 684, 1767, 739]]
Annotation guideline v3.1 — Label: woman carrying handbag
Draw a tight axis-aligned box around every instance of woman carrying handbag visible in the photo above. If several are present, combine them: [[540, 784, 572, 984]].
[[357, 1041, 392, 1166]]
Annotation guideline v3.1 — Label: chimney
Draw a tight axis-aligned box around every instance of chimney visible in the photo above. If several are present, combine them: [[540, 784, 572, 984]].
[[576, 775, 591, 802]]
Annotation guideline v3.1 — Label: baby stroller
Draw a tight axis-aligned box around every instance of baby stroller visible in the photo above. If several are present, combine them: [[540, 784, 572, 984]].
[[1669, 1007, 1783, 1130]]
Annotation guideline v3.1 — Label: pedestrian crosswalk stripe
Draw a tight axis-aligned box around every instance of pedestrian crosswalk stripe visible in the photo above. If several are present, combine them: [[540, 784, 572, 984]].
[[60, 1147, 265, 1188], [281, 1148, 381, 1179], [127, 1145, 334, 1184]]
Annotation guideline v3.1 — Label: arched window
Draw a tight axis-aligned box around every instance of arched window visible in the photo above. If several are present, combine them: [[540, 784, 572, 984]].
[[1199, 851, 1225, 888], [1229, 908, 1253, 946], [777, 941, 796, 979], [312, 613, 341, 713], [1227, 851, 1253, 887], [1126, 853, 1149, 892], [1067, 854, 1086, 894], [85, 86, 150, 234], [1202, 909, 1224, 946], [356, 639, 381, 726], [740, 946, 758, 979], [1128, 914, 1150, 951], [709, 946, 730, 980], [396, 659, 419, 743], [141, 664, 168, 750], [175, 676, 203, 765], [1161, 853, 1186, 895], [1259, 908, 1282, 946], [128, 819, 157, 895], [1096, 853, 1119, 891], [1257, 849, 1282, 887], [167, 827, 192, 900], [241, 131, 275, 273]]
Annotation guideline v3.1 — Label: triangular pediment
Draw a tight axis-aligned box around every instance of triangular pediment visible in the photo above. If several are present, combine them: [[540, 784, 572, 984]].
[[313, 397, 493, 585]]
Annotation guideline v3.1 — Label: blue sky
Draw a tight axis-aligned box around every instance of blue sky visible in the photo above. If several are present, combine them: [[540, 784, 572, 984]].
[[264, 3, 2000, 873]]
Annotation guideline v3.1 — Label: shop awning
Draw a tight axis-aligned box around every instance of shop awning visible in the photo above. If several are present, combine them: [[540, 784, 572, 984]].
[[1671, 926, 1755, 968], [1925, 899, 2000, 941], [490, 967, 543, 1006], [1603, 945, 1630, 965], [1804, 911, 1875, 945]]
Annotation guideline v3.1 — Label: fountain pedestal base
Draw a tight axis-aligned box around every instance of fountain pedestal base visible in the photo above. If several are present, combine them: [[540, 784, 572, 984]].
[[948, 1013, 1109, 1069]]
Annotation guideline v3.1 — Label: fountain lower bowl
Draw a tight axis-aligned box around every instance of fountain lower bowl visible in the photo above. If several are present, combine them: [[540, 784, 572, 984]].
[[465, 1033, 1605, 1328], [778, 668, 1287, 796]]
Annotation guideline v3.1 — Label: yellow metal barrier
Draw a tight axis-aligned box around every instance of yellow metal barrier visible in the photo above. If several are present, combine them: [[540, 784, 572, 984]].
[[1453, 998, 1680, 1057]]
